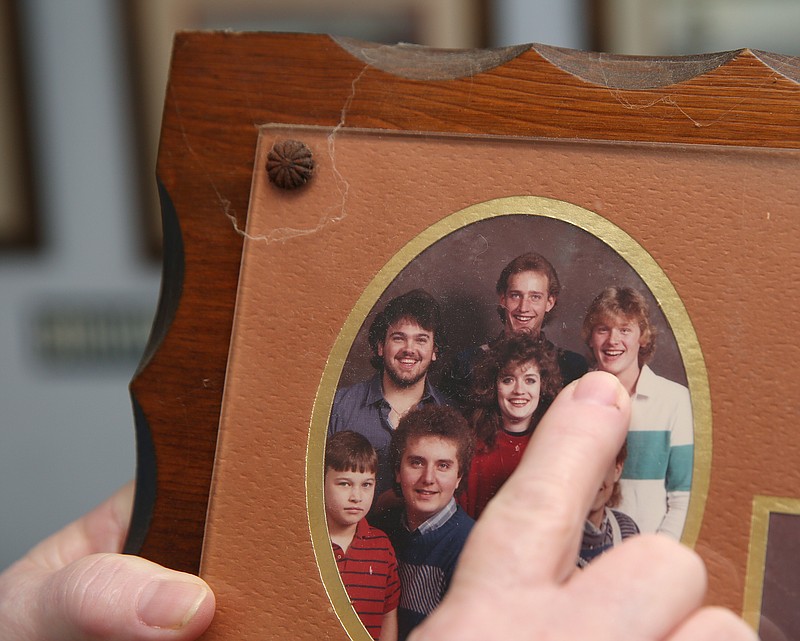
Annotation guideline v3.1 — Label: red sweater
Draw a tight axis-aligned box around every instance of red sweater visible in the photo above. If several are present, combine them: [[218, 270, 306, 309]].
[[459, 430, 532, 519]]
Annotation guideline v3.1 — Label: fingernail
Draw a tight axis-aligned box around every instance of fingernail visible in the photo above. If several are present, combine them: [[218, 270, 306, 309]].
[[137, 579, 210, 629], [572, 372, 624, 407]]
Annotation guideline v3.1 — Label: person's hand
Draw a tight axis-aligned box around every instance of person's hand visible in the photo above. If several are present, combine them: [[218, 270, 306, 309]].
[[412, 372, 757, 641], [0, 482, 215, 641]]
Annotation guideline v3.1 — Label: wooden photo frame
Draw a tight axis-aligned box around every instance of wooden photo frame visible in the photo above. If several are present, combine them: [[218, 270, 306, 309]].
[[122, 1, 488, 258], [127, 33, 800, 640]]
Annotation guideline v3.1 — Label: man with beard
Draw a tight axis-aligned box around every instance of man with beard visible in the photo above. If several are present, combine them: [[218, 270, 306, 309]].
[[329, 289, 449, 503]]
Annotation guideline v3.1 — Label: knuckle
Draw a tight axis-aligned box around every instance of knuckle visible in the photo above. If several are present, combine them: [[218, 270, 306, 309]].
[[52, 553, 132, 638]]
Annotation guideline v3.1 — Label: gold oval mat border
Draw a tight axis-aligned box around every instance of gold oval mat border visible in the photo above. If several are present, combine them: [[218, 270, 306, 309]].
[[307, 195, 711, 641]]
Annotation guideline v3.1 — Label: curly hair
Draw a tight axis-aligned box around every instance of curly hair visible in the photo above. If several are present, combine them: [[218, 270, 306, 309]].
[[467, 334, 563, 448], [368, 289, 444, 370], [581, 286, 656, 367]]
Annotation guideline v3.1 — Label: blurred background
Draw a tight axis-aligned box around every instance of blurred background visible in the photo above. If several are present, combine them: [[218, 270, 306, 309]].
[[2, 0, 798, 571]]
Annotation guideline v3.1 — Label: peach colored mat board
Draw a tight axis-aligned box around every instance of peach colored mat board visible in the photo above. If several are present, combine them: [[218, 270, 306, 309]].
[[199, 126, 799, 639]]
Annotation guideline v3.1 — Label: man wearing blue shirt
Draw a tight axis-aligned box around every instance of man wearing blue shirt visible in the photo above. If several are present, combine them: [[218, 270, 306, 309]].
[[328, 289, 449, 500]]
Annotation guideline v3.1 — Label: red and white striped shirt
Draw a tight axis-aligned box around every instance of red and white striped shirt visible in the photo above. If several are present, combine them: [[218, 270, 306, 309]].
[[332, 519, 401, 639]]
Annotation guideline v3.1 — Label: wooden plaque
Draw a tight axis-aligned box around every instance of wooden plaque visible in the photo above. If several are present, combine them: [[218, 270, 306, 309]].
[[127, 33, 800, 640]]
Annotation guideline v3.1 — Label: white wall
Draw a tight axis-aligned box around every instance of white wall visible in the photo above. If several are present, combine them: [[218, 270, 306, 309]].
[[0, 0, 159, 570], [493, 0, 588, 49]]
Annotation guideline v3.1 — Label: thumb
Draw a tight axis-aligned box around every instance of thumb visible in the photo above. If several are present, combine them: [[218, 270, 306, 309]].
[[4, 553, 214, 641]]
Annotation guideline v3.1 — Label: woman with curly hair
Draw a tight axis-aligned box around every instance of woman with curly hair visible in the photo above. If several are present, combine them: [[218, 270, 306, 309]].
[[459, 333, 563, 519]]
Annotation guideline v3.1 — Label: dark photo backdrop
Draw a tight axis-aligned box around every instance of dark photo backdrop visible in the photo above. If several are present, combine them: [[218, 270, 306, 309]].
[[335, 213, 688, 390]]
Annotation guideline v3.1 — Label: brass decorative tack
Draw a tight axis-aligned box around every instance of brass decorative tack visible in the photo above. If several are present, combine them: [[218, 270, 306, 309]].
[[266, 139, 315, 189]]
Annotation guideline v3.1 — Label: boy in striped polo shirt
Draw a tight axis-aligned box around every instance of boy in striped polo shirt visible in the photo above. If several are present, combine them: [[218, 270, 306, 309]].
[[582, 286, 694, 539], [325, 431, 401, 641]]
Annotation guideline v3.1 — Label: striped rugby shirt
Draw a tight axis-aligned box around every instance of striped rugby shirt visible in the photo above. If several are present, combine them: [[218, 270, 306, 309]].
[[332, 519, 401, 640]]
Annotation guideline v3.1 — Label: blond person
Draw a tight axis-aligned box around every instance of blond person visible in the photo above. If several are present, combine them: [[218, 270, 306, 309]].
[[583, 286, 693, 539]]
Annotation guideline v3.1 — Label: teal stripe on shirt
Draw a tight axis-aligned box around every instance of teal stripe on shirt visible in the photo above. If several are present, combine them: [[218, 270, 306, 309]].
[[665, 444, 693, 492], [622, 432, 693, 488], [622, 431, 670, 480]]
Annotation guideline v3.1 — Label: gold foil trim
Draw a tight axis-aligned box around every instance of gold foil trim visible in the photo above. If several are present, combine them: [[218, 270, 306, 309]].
[[742, 495, 800, 631]]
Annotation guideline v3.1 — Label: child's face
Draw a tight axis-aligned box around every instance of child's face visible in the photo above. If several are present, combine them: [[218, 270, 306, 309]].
[[324, 468, 376, 529], [496, 360, 541, 431], [498, 270, 555, 335], [589, 313, 643, 379], [591, 458, 624, 514], [396, 436, 461, 529]]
